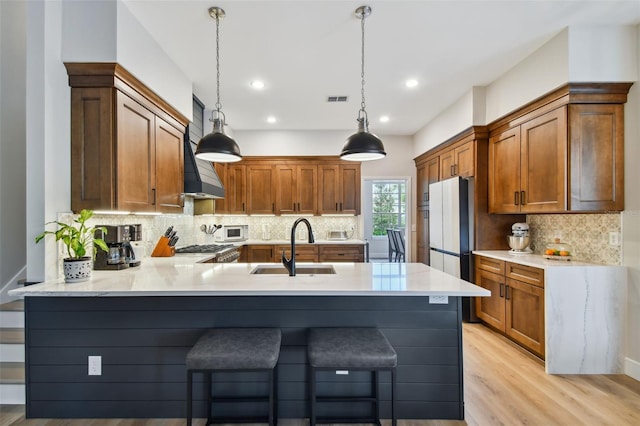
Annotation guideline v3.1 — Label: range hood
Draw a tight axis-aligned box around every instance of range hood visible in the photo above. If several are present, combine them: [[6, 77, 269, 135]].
[[183, 138, 225, 199]]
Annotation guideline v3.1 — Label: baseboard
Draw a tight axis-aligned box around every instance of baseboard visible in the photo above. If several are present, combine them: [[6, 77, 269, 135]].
[[625, 357, 640, 381]]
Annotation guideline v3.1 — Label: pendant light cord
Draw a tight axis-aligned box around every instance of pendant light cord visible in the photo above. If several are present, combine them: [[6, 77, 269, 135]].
[[215, 12, 222, 115], [359, 11, 367, 118]]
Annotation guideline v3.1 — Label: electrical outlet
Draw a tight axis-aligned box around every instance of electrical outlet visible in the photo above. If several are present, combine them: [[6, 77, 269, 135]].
[[609, 231, 620, 246], [88, 356, 102, 376], [429, 295, 448, 304]]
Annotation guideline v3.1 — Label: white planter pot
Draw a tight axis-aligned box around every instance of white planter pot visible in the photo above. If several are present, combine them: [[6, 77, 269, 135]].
[[63, 257, 93, 283]]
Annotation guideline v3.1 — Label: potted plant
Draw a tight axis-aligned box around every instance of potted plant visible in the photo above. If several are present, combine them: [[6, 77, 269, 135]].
[[35, 209, 108, 282]]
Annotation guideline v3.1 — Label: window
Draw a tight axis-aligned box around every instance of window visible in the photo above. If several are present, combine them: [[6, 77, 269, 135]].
[[372, 181, 406, 236]]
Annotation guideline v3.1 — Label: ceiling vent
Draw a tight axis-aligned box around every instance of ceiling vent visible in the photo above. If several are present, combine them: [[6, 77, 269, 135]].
[[327, 96, 348, 102]]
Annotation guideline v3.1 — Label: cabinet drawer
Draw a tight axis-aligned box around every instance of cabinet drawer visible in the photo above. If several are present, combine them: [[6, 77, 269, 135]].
[[274, 245, 318, 262], [319, 245, 364, 262], [475, 256, 505, 275], [506, 262, 544, 288]]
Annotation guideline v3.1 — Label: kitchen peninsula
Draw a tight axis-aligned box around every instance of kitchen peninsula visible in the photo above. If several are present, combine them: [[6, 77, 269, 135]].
[[11, 259, 488, 421]]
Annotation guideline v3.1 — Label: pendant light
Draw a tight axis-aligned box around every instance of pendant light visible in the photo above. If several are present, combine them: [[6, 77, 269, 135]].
[[340, 5, 386, 161], [195, 6, 242, 163]]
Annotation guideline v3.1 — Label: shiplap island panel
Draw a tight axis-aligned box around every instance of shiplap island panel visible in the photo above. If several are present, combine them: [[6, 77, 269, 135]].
[[11, 260, 488, 420]]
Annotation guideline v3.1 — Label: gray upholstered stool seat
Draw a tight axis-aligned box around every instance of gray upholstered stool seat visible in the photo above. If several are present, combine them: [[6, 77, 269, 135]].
[[307, 328, 397, 426], [308, 328, 397, 368], [186, 328, 281, 426], [186, 328, 281, 370]]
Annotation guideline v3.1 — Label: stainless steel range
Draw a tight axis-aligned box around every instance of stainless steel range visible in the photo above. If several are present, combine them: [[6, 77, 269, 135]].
[[175, 244, 240, 263]]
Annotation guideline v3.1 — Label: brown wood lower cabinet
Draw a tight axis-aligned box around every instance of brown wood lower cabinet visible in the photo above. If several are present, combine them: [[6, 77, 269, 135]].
[[239, 243, 364, 263], [318, 244, 365, 262], [475, 255, 545, 358], [273, 244, 318, 262]]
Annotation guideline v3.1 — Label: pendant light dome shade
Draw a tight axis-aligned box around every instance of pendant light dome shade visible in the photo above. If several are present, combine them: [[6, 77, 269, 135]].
[[341, 117, 386, 161], [195, 117, 242, 162], [195, 6, 242, 163], [340, 5, 385, 162]]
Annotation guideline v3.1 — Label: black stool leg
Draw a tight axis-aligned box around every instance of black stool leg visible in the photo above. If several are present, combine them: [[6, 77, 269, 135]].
[[373, 370, 380, 426], [187, 370, 193, 426], [391, 368, 397, 426], [310, 366, 317, 426], [274, 365, 279, 426], [206, 371, 212, 424], [268, 368, 275, 426]]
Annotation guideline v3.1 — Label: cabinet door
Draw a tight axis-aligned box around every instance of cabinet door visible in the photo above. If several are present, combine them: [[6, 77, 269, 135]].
[[71, 88, 115, 212], [505, 278, 545, 358], [275, 245, 318, 262], [340, 164, 360, 215], [474, 268, 506, 332], [275, 165, 296, 215], [318, 165, 340, 214], [247, 245, 274, 263], [454, 141, 475, 178], [439, 149, 455, 180], [417, 156, 439, 208], [116, 91, 156, 212], [488, 127, 521, 213], [226, 165, 247, 214], [520, 107, 567, 213], [297, 164, 318, 214], [416, 208, 429, 264], [569, 104, 624, 211], [155, 117, 184, 213], [247, 165, 276, 214]]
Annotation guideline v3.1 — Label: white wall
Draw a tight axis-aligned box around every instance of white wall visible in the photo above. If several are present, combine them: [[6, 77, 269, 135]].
[[0, 0, 27, 299], [485, 28, 569, 123], [61, 0, 192, 119], [569, 26, 637, 82], [622, 24, 640, 381]]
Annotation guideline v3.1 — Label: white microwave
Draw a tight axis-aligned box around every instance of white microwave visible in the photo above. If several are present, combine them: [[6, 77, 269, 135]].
[[216, 225, 248, 242]]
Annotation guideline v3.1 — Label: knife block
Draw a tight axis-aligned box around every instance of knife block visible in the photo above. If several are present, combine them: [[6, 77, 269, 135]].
[[151, 236, 175, 257]]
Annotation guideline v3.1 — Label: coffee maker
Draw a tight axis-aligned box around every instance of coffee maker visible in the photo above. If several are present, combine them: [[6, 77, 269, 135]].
[[94, 225, 142, 270]]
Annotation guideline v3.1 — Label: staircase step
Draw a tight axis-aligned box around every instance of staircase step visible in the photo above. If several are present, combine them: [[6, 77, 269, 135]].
[[0, 300, 24, 311], [0, 343, 24, 363], [0, 311, 24, 328], [0, 383, 26, 404], [0, 362, 25, 384], [0, 328, 24, 344]]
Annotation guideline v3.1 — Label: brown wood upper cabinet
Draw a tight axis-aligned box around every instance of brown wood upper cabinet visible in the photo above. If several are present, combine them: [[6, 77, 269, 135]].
[[216, 157, 360, 216], [488, 83, 630, 213], [417, 155, 440, 208], [67, 63, 188, 213], [275, 164, 318, 215], [439, 140, 475, 180], [489, 108, 567, 213], [317, 164, 361, 215]]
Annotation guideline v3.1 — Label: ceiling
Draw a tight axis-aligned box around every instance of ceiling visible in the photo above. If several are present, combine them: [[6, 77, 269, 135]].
[[123, 0, 640, 135]]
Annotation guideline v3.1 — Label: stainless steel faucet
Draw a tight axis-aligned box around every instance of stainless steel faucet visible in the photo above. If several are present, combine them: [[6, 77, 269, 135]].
[[282, 218, 314, 276]]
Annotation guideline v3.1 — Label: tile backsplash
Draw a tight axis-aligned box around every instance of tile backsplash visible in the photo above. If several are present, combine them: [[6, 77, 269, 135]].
[[527, 213, 621, 265]]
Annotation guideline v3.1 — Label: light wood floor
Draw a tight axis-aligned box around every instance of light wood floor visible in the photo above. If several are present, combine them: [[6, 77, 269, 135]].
[[2, 324, 639, 426]]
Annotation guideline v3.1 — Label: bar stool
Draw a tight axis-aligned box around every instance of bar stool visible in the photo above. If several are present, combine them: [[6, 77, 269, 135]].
[[307, 328, 397, 426], [186, 328, 281, 426]]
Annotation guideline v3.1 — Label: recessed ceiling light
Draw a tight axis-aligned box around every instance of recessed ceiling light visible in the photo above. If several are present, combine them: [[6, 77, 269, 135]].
[[250, 80, 265, 90], [267, 116, 277, 124], [405, 79, 418, 88], [379, 116, 390, 123]]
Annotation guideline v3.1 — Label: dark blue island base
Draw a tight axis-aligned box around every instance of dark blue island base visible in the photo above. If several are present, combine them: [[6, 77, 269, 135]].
[[24, 295, 464, 420]]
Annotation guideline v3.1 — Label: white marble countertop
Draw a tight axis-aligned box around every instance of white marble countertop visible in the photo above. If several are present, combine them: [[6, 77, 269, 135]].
[[228, 239, 367, 246], [472, 250, 614, 269], [10, 257, 488, 298]]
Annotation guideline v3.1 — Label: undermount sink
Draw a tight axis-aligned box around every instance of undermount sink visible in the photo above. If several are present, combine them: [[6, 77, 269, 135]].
[[250, 265, 336, 275]]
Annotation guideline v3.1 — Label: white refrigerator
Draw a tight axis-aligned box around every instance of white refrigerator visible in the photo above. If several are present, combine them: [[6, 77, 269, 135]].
[[429, 176, 476, 321]]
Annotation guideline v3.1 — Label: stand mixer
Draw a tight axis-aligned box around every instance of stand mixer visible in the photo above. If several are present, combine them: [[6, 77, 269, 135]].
[[508, 223, 532, 254]]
